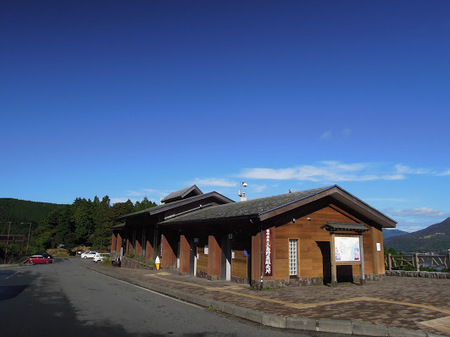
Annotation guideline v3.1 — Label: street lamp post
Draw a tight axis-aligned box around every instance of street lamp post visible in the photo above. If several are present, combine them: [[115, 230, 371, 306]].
[[238, 181, 248, 202]]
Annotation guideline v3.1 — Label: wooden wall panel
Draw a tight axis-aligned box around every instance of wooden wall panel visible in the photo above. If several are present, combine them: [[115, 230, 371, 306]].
[[273, 204, 378, 280], [145, 240, 153, 260], [161, 234, 177, 268], [231, 250, 247, 279], [362, 232, 372, 275], [251, 234, 262, 282], [135, 228, 142, 257], [208, 235, 221, 277], [179, 235, 190, 274], [111, 234, 117, 253], [197, 247, 208, 273], [372, 226, 385, 274]]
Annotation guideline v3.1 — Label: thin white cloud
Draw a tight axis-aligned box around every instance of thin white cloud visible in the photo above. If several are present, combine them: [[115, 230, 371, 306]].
[[251, 184, 267, 193], [395, 164, 429, 175], [437, 169, 450, 176], [341, 128, 352, 137], [391, 207, 447, 218], [112, 188, 163, 205], [368, 197, 409, 203], [241, 161, 404, 182], [394, 222, 427, 233], [142, 188, 161, 194], [126, 190, 145, 197], [381, 174, 405, 180], [192, 178, 237, 187], [321, 128, 351, 141], [126, 188, 162, 200], [241, 162, 450, 183], [320, 130, 332, 140], [110, 197, 132, 204]]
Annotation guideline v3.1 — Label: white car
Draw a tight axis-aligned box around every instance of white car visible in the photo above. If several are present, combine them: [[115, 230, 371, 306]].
[[93, 252, 110, 263], [80, 250, 97, 259]]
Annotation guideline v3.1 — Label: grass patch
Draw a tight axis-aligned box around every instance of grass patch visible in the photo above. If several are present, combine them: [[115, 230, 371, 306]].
[[125, 254, 156, 268]]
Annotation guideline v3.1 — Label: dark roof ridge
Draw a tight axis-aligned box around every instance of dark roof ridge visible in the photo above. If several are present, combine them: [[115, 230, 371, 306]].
[[160, 185, 203, 203], [116, 190, 234, 221], [258, 185, 335, 215], [161, 186, 334, 224]]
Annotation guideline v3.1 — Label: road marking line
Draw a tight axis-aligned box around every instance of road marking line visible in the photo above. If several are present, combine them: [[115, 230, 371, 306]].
[[5, 271, 19, 280], [99, 273, 204, 309]]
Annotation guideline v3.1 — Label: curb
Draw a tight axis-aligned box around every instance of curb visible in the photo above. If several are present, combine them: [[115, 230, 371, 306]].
[[86, 266, 447, 337]]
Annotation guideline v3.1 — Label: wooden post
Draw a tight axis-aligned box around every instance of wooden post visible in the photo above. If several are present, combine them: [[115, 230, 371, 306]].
[[25, 222, 32, 256], [359, 234, 366, 285], [447, 252, 450, 270], [388, 253, 392, 271], [415, 253, 420, 272], [4, 222, 11, 264], [330, 233, 337, 287]]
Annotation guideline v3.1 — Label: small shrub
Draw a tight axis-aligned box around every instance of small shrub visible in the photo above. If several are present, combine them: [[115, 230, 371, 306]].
[[47, 248, 70, 257], [102, 258, 111, 266]]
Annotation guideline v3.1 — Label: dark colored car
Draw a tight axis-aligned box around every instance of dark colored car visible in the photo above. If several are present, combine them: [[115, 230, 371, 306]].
[[28, 254, 53, 264], [33, 252, 53, 259]]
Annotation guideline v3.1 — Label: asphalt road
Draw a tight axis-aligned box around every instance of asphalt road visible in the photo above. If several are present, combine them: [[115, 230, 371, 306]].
[[0, 258, 348, 337]]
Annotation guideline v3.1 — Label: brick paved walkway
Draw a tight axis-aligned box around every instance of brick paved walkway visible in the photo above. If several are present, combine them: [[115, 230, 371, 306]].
[[87, 263, 450, 336]]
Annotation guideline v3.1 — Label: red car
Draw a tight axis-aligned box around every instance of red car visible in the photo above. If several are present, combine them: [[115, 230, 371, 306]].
[[28, 254, 53, 264]]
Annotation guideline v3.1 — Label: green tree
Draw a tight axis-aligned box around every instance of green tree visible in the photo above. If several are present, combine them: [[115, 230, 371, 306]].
[[73, 198, 95, 244]]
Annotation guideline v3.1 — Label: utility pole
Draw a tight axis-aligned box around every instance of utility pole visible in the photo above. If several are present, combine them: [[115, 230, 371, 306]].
[[4, 222, 12, 264], [21, 222, 32, 256]]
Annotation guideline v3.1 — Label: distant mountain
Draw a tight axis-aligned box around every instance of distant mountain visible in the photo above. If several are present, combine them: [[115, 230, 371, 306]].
[[383, 229, 409, 240], [384, 217, 450, 253], [0, 198, 65, 235]]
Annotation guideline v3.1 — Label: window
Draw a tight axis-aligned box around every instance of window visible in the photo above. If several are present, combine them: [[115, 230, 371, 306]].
[[289, 239, 298, 276]]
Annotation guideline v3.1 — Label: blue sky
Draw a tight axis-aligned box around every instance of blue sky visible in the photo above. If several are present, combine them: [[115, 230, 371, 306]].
[[1, 1, 449, 232]]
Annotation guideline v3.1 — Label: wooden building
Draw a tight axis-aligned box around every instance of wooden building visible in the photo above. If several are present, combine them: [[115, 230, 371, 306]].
[[111, 185, 396, 286], [110, 185, 234, 268]]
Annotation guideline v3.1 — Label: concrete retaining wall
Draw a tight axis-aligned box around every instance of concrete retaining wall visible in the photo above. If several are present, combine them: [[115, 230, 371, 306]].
[[386, 270, 450, 279], [121, 256, 154, 270]]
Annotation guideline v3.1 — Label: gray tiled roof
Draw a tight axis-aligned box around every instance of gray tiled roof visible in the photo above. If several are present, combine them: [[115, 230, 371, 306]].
[[160, 185, 203, 203], [116, 191, 234, 221], [322, 222, 370, 232], [162, 186, 334, 224]]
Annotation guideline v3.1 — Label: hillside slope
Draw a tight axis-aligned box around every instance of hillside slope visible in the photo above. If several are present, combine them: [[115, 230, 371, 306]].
[[384, 217, 450, 253], [0, 198, 65, 234], [383, 229, 408, 240]]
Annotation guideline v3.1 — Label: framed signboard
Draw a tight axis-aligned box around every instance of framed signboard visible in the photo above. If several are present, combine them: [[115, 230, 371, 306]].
[[334, 236, 360, 262]]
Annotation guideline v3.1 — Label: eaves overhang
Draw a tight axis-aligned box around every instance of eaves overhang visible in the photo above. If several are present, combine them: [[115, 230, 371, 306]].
[[322, 222, 371, 233]]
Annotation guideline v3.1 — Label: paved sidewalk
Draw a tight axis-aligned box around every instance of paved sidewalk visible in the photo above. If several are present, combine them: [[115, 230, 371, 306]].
[[86, 263, 450, 337]]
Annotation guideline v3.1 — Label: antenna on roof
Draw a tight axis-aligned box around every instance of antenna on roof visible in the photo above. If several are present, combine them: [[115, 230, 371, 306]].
[[238, 181, 247, 201]]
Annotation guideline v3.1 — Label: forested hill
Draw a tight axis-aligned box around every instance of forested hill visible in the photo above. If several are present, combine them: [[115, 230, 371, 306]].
[[0, 198, 65, 234], [1, 196, 158, 256], [384, 217, 450, 253]]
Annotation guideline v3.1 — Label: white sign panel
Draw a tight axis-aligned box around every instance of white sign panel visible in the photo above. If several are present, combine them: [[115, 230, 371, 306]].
[[335, 236, 360, 262]]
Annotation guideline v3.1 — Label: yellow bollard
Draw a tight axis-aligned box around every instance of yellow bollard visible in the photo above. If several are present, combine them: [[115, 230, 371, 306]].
[[155, 256, 160, 270]]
